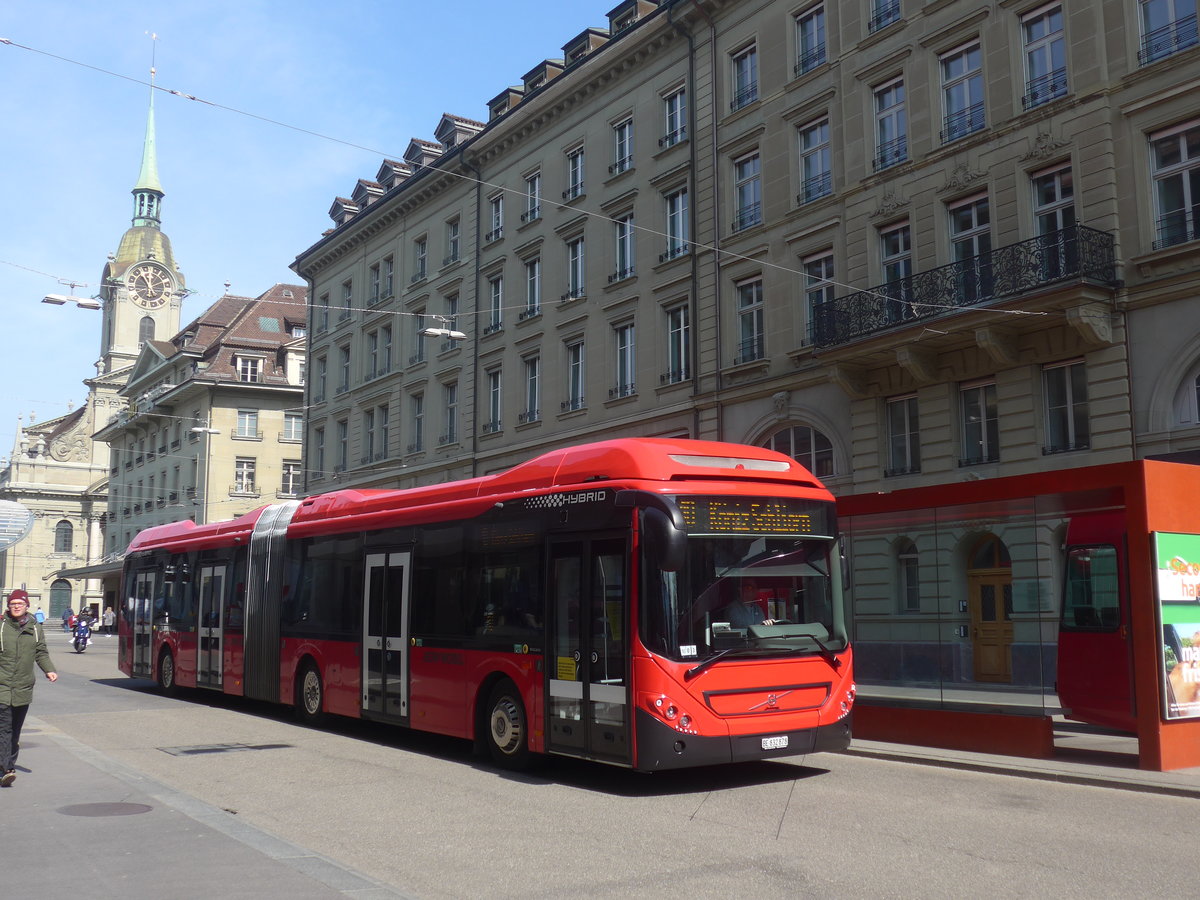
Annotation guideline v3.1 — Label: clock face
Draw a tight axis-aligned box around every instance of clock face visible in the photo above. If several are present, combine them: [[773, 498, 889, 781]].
[[128, 264, 172, 309]]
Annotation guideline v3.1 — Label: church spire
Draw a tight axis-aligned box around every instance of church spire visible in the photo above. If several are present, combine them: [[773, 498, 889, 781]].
[[131, 50, 163, 229]]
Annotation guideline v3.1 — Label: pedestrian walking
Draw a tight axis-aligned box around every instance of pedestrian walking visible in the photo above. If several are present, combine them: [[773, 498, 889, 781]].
[[61, 606, 73, 633], [102, 606, 116, 636], [1, 589, 57, 786], [33, 606, 45, 625]]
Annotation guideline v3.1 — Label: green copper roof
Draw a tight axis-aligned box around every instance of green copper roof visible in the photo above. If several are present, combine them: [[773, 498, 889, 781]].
[[133, 86, 162, 194]]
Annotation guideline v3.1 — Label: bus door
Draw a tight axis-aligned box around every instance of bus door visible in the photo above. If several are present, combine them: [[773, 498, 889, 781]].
[[131, 570, 156, 678], [546, 537, 629, 763], [1057, 512, 1135, 732], [196, 564, 227, 688], [363, 551, 411, 719]]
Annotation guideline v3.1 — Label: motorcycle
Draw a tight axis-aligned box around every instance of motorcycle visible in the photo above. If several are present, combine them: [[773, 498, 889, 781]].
[[73, 618, 92, 653]]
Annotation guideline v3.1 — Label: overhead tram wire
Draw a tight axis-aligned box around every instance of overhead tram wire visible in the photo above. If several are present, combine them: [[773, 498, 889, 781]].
[[0, 36, 1069, 328]]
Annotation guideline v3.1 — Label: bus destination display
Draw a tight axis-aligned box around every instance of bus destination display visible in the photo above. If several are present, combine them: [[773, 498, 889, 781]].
[[675, 496, 832, 536]]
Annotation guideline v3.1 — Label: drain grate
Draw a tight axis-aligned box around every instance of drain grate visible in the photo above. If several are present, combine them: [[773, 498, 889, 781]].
[[59, 802, 153, 817], [158, 741, 293, 757]]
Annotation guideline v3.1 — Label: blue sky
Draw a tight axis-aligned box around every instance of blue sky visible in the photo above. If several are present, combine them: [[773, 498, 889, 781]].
[[0, 0, 600, 454]]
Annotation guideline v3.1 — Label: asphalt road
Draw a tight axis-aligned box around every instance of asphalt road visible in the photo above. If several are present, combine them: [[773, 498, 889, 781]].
[[25, 634, 1196, 899]]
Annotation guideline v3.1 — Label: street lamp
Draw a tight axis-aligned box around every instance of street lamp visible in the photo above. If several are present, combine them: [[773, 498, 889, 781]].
[[42, 293, 101, 310], [419, 315, 466, 341]]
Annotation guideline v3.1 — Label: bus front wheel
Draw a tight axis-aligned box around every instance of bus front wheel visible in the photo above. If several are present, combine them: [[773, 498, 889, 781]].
[[485, 680, 532, 769], [296, 662, 326, 726], [157, 649, 178, 696]]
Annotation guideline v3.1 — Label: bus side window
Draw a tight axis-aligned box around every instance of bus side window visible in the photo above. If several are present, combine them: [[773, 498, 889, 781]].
[[1063, 545, 1119, 630]]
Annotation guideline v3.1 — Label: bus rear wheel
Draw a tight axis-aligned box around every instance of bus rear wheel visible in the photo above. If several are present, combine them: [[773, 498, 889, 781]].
[[296, 663, 326, 726], [157, 649, 178, 696], [485, 680, 531, 769]]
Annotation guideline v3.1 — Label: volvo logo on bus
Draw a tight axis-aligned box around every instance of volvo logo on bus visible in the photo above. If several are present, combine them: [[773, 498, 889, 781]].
[[525, 489, 608, 510]]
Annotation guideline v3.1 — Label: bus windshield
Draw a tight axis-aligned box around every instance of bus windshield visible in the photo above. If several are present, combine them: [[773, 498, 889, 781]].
[[641, 534, 846, 663]]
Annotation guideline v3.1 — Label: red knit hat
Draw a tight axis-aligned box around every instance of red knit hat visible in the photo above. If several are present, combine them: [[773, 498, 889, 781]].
[[7, 589, 29, 604]]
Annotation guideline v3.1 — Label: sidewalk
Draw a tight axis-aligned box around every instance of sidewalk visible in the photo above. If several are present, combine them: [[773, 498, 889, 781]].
[[844, 721, 1200, 799], [6, 714, 410, 900]]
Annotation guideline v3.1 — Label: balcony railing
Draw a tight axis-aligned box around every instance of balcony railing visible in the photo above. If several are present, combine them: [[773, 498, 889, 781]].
[[869, 0, 902, 33], [731, 201, 762, 233], [660, 243, 689, 263], [1139, 15, 1199, 66], [1154, 208, 1200, 250], [731, 83, 758, 111], [794, 44, 826, 76], [798, 171, 832, 205], [608, 383, 636, 400], [812, 225, 1117, 348], [940, 101, 985, 144], [1022, 68, 1068, 109], [518, 409, 541, 424], [873, 135, 908, 172], [659, 127, 687, 148]]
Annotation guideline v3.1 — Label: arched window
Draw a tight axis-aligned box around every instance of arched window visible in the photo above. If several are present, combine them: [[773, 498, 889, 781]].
[[762, 425, 834, 477], [897, 539, 919, 612], [970, 534, 1011, 569], [139, 315, 155, 346], [54, 519, 73, 553]]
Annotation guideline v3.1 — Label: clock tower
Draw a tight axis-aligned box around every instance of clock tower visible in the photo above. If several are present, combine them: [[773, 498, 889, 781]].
[[97, 81, 184, 376]]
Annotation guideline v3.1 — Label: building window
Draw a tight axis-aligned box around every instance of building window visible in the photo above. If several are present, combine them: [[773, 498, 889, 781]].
[[54, 519, 73, 553], [485, 370, 502, 433], [487, 195, 504, 243], [522, 356, 541, 423], [340, 279, 353, 320], [873, 78, 907, 171], [445, 220, 460, 264], [613, 323, 636, 399], [363, 408, 376, 461], [234, 457, 257, 493], [886, 395, 921, 476], [565, 147, 585, 200], [612, 214, 635, 281], [612, 118, 633, 174], [731, 44, 758, 110], [336, 420, 348, 471], [139, 315, 155, 347], [795, 5, 826, 75], [411, 312, 427, 364], [338, 345, 351, 392], [1151, 121, 1200, 249], [763, 425, 834, 478], [369, 262, 381, 304], [803, 253, 834, 345], [1033, 164, 1077, 279], [798, 118, 832, 204], [733, 153, 762, 232], [897, 540, 920, 612], [1044, 360, 1089, 453], [442, 382, 458, 445], [662, 87, 687, 147], [382, 255, 394, 298], [486, 276, 503, 333], [235, 409, 259, 439], [869, 0, 902, 33], [409, 393, 424, 452], [281, 461, 301, 497], [735, 278, 765, 364], [283, 412, 303, 442], [314, 355, 327, 402], [523, 257, 541, 317], [1023, 5, 1067, 108], [949, 195, 992, 304], [523, 172, 541, 222], [318, 293, 330, 332], [413, 237, 427, 281], [1139, 0, 1199, 65], [880, 222, 913, 320], [663, 188, 689, 261], [566, 236, 586, 299], [565, 340, 585, 411], [378, 404, 390, 458], [237, 357, 262, 383], [940, 42, 985, 143], [313, 426, 325, 476], [664, 304, 691, 384], [959, 380, 999, 465]]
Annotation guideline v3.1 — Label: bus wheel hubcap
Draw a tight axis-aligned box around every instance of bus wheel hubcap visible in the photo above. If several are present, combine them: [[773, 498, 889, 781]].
[[491, 698, 522, 754]]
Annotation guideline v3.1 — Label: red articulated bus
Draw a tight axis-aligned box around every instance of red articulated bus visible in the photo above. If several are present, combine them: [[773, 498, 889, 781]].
[[118, 437, 854, 771]]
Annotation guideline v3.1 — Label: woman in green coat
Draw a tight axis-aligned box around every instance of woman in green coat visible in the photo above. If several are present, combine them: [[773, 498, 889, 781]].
[[0, 589, 57, 786]]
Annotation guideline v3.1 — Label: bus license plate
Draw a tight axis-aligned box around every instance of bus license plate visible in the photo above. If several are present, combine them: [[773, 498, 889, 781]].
[[761, 735, 789, 750]]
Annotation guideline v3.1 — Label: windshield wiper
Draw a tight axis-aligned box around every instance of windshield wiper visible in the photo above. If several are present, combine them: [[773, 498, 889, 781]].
[[805, 633, 841, 670], [684, 646, 791, 680]]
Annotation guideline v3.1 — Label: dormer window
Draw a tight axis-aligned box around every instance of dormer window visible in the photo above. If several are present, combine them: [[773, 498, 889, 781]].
[[237, 356, 263, 383]]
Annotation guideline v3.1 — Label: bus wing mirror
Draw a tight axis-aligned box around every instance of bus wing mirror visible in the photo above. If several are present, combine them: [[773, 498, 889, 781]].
[[643, 507, 686, 573]]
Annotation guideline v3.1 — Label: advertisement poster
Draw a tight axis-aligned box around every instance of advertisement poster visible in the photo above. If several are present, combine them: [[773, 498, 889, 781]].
[[1155, 532, 1200, 720]]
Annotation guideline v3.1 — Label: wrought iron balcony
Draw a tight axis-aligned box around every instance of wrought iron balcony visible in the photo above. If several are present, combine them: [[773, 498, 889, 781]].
[[1022, 68, 1068, 109], [794, 44, 826, 76], [940, 102, 985, 144], [811, 225, 1117, 349], [869, 0, 901, 33], [873, 135, 908, 172], [1139, 14, 1199, 66]]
